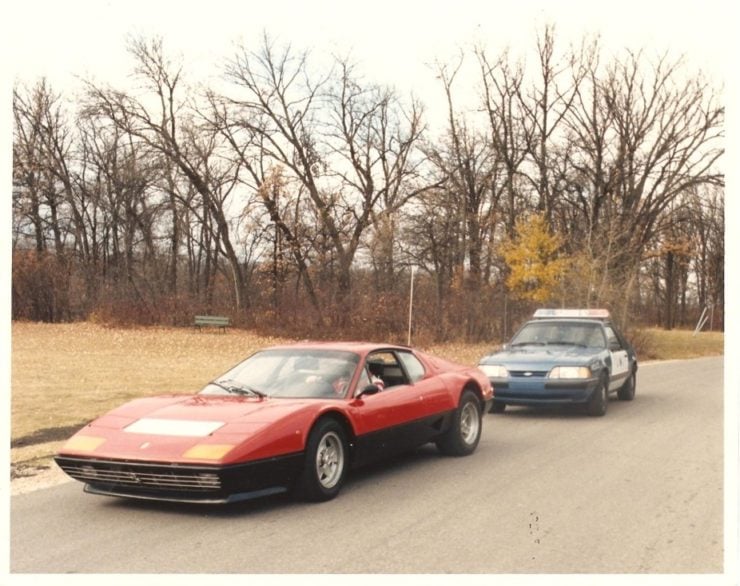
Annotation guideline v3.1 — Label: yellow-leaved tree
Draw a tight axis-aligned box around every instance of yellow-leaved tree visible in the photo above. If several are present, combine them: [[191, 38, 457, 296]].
[[501, 213, 570, 303]]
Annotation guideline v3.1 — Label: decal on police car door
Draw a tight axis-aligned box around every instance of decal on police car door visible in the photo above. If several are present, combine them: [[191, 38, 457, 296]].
[[605, 325, 628, 390]]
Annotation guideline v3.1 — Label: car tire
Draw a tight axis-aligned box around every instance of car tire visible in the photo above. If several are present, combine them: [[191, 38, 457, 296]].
[[437, 389, 483, 456], [617, 370, 636, 401], [490, 402, 506, 414], [586, 376, 608, 417], [294, 418, 348, 502]]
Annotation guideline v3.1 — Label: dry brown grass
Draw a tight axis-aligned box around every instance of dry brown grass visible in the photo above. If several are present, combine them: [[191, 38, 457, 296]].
[[10, 321, 723, 470], [636, 327, 725, 360], [11, 322, 290, 444]]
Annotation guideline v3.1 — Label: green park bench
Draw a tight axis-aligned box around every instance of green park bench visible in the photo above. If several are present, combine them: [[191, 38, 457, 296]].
[[194, 315, 231, 332]]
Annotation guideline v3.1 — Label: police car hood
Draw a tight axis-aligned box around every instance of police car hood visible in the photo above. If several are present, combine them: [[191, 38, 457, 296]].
[[480, 344, 598, 368]]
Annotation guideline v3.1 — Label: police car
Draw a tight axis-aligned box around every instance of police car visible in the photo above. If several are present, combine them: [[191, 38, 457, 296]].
[[479, 309, 638, 416]]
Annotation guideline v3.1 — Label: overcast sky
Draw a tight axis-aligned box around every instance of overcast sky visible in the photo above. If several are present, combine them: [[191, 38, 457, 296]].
[[5, 0, 730, 90], [3, 0, 731, 156]]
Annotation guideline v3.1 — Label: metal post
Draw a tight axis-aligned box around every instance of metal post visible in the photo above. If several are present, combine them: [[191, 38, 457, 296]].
[[693, 306, 708, 336], [407, 266, 416, 346]]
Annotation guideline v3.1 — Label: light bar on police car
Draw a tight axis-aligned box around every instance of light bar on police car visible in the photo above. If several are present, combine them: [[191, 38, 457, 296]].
[[533, 309, 610, 319]]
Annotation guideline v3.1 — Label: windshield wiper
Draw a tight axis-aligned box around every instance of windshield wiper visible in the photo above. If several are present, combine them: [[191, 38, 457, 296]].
[[547, 341, 587, 347], [210, 379, 266, 398], [512, 341, 546, 347]]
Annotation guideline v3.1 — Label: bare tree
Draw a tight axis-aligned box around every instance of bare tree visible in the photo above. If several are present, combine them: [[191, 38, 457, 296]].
[[562, 47, 723, 322], [80, 111, 171, 314], [424, 56, 504, 338], [13, 80, 73, 256], [402, 187, 465, 339], [685, 185, 724, 329], [330, 58, 429, 293], [83, 36, 251, 310], [12, 80, 74, 320], [476, 46, 532, 238], [217, 35, 430, 320], [519, 24, 584, 223]]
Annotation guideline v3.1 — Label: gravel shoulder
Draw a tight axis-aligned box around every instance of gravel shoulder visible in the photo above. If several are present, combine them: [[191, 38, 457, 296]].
[[10, 440, 72, 496], [11, 463, 72, 496]]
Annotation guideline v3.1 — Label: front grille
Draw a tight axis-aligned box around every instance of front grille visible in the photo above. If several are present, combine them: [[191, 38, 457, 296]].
[[55, 451, 305, 503], [59, 462, 221, 491], [509, 370, 548, 378]]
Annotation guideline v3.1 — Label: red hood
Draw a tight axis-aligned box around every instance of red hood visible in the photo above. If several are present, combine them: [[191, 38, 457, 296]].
[[60, 394, 325, 465], [104, 394, 307, 424]]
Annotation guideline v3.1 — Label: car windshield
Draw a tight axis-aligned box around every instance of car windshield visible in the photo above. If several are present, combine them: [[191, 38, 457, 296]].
[[511, 321, 605, 348], [199, 348, 361, 399]]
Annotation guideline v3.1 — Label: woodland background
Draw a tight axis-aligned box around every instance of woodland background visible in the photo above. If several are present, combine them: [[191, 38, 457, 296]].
[[11, 26, 724, 343]]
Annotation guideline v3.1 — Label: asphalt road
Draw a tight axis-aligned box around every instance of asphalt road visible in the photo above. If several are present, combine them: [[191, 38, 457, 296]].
[[10, 356, 725, 574]]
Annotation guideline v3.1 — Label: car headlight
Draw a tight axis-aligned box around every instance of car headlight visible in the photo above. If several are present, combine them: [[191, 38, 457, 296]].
[[182, 444, 235, 460], [548, 366, 592, 379], [479, 364, 509, 378], [62, 435, 106, 452]]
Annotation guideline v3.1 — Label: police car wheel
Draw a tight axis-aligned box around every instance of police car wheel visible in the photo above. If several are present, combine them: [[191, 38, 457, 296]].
[[617, 371, 636, 401], [586, 377, 608, 417]]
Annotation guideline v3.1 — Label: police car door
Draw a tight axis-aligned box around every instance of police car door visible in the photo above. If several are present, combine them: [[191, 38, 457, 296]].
[[605, 325, 629, 390]]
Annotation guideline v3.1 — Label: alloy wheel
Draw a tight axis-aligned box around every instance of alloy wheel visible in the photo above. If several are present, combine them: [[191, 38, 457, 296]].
[[315, 431, 344, 489]]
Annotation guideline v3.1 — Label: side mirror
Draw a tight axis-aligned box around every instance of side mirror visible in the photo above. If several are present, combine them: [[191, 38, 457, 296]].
[[356, 384, 381, 398]]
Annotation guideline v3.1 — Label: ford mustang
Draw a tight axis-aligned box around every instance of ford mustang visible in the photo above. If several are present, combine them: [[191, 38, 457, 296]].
[[55, 342, 493, 504], [478, 309, 637, 416]]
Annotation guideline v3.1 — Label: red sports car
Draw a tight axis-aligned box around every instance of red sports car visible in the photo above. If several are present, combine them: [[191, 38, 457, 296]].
[[55, 342, 493, 504]]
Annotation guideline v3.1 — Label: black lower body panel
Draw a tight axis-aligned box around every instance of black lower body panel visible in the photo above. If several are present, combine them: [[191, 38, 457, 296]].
[[351, 410, 455, 467]]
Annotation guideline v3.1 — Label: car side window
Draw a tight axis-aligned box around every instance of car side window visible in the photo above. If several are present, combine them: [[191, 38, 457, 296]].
[[584, 327, 606, 348], [366, 351, 409, 389], [397, 351, 426, 383], [604, 326, 622, 351]]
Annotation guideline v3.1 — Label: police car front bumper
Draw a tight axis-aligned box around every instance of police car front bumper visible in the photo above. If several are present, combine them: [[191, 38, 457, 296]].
[[489, 376, 599, 407]]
